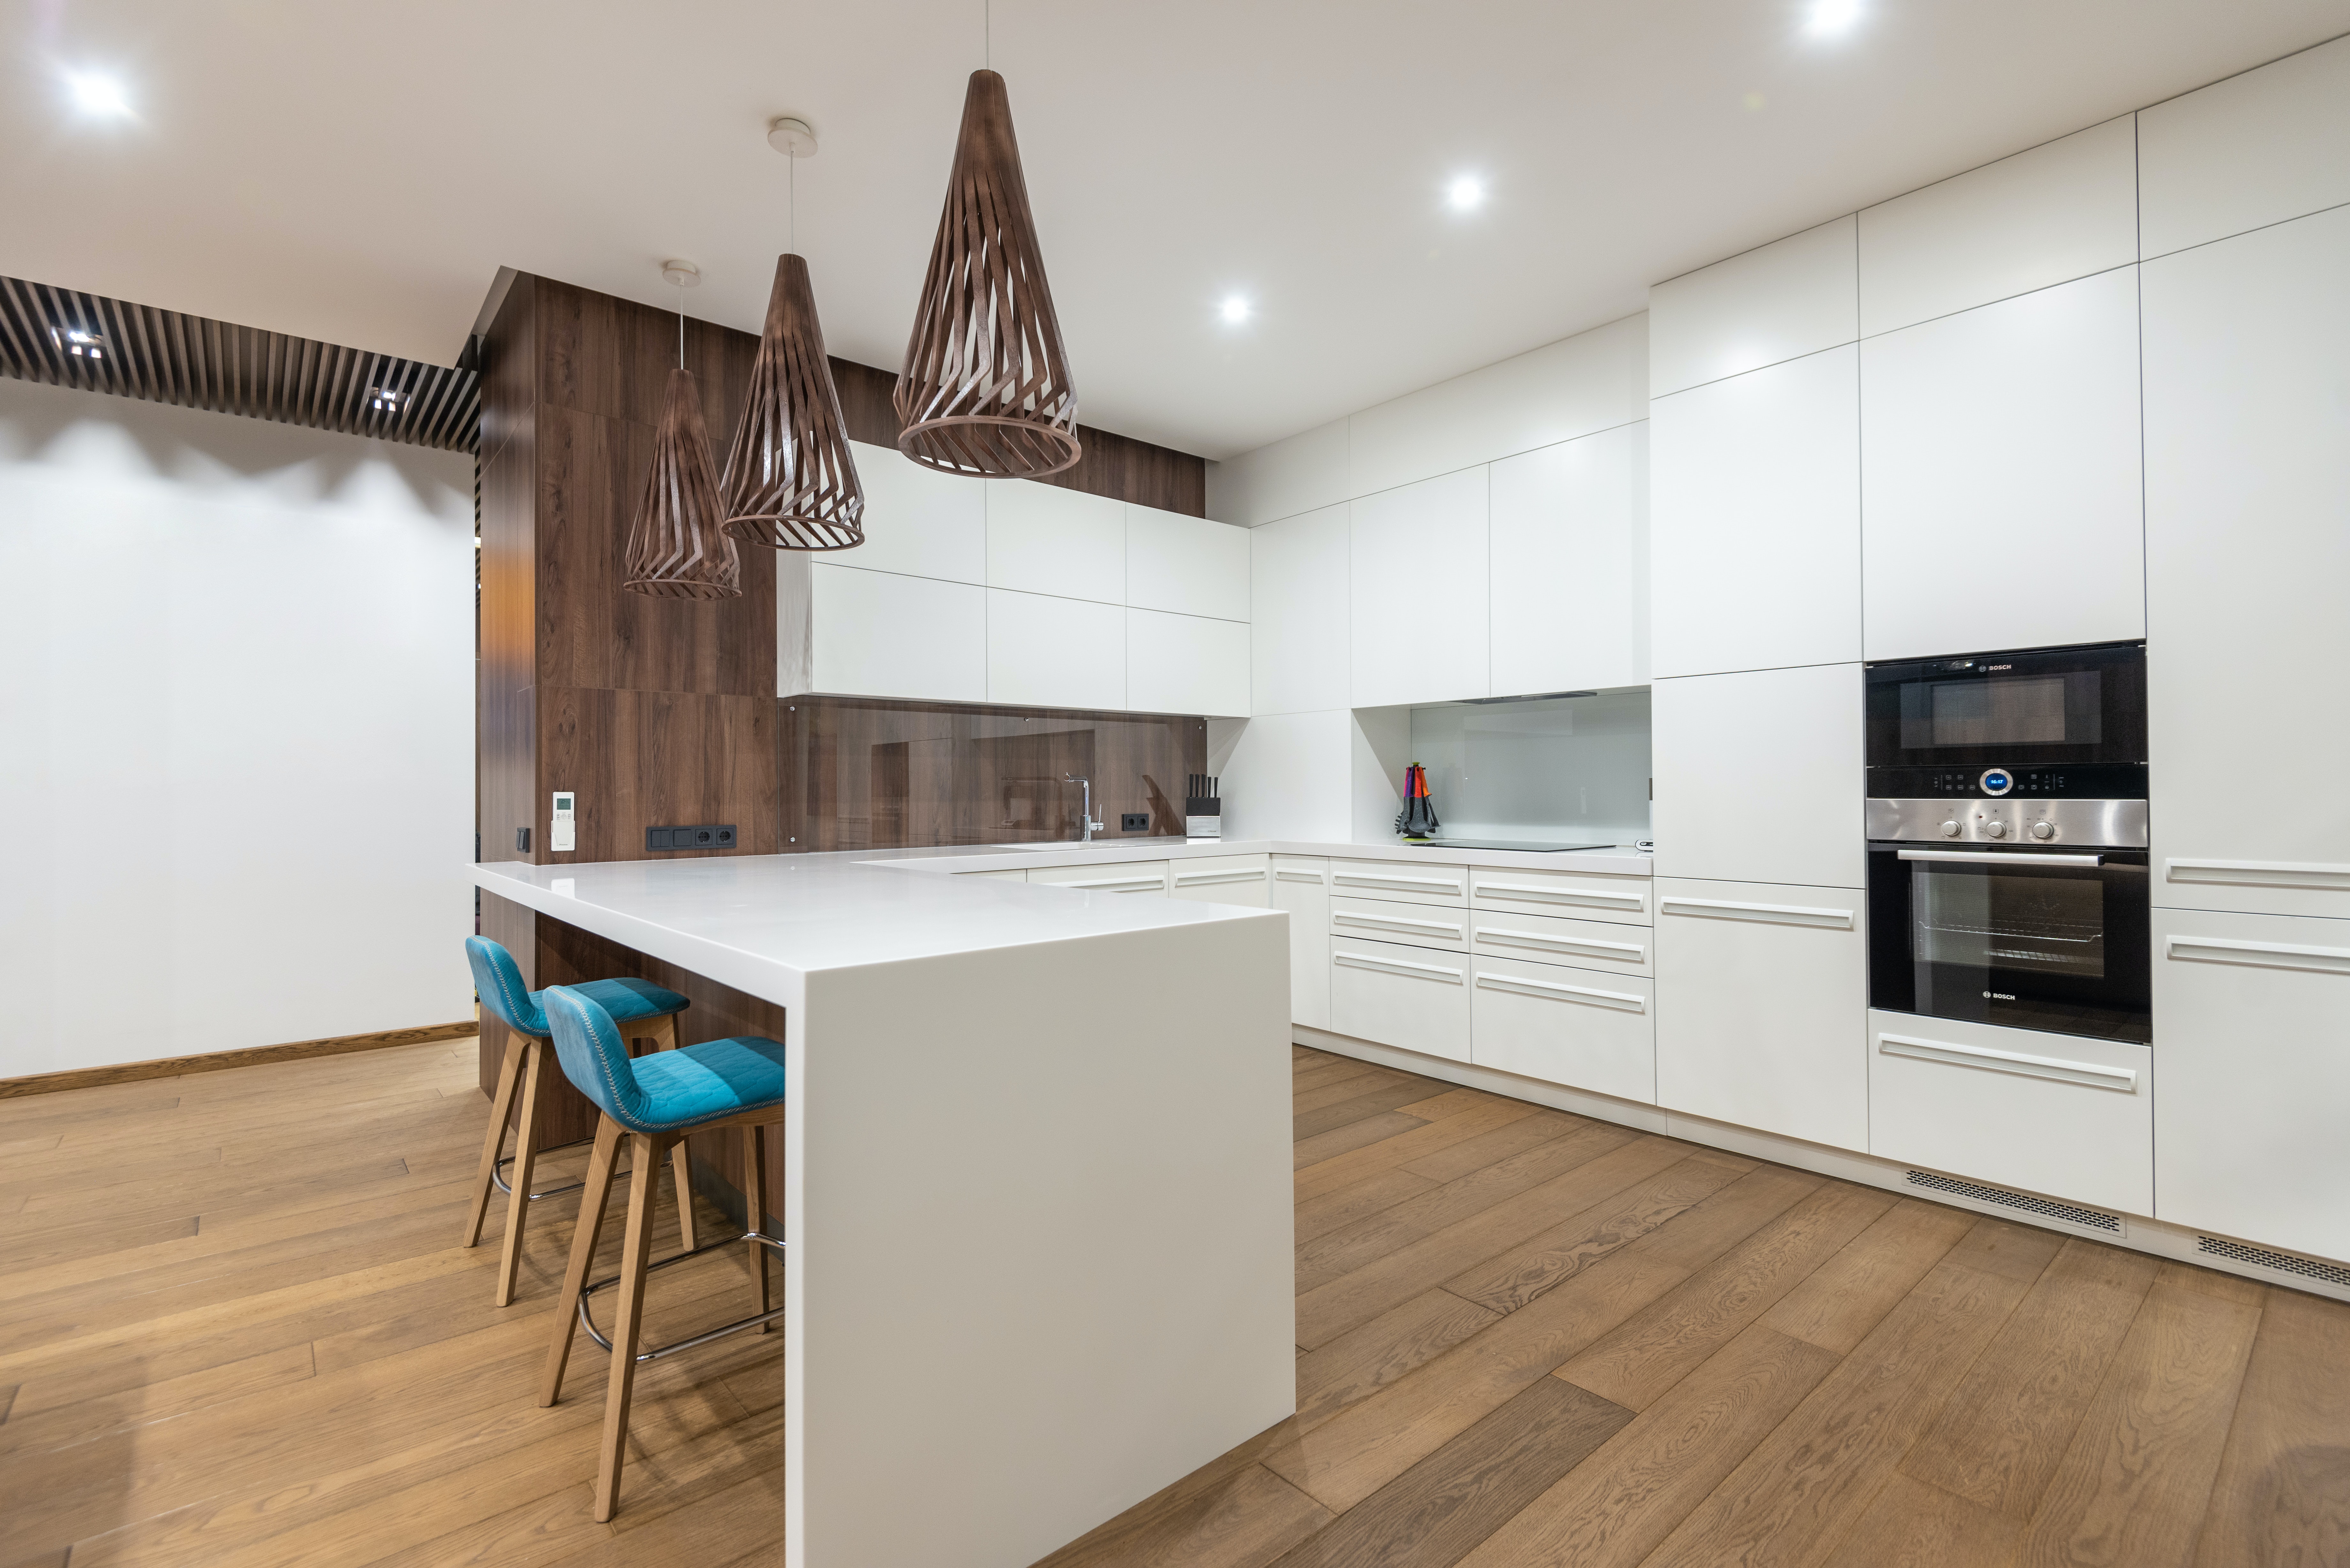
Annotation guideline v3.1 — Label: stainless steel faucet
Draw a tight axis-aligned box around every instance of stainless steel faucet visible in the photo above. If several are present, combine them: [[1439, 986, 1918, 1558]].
[[1065, 773, 1105, 842]]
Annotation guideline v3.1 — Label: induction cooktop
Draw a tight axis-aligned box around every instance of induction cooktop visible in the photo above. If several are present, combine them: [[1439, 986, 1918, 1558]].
[[1398, 839, 1617, 853]]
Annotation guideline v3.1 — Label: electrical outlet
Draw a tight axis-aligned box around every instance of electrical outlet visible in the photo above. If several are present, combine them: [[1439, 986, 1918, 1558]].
[[646, 824, 738, 851], [1121, 812, 1150, 833], [516, 827, 531, 852]]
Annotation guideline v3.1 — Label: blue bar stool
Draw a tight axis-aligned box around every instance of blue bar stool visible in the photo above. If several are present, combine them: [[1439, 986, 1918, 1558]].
[[534, 984, 787, 1522], [460, 937, 696, 1307]]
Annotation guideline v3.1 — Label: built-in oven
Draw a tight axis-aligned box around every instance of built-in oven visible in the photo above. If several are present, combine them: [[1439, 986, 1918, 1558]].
[[1866, 642, 2150, 1044]]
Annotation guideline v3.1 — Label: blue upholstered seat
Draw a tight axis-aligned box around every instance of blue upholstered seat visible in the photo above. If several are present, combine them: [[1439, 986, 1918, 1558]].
[[542, 985, 787, 1136], [465, 936, 688, 1039]]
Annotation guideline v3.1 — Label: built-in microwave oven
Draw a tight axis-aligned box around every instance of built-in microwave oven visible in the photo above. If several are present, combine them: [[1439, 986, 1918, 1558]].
[[1865, 642, 2150, 1044]]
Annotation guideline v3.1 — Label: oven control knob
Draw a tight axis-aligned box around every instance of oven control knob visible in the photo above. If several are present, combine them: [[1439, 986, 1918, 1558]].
[[2030, 821, 2056, 841], [1940, 819, 1961, 838], [1985, 819, 2009, 839]]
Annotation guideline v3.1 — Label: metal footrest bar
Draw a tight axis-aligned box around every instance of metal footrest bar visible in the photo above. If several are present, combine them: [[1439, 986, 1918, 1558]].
[[491, 1140, 639, 1202], [577, 1229, 789, 1364]]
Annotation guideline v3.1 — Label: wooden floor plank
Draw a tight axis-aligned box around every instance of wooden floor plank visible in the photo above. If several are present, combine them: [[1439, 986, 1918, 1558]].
[[1295, 1079, 1456, 1142], [1293, 1289, 1501, 1431], [1294, 1169, 1440, 1247], [2192, 1283, 2350, 1568], [1396, 1110, 1588, 1186], [1292, 1099, 1544, 1203], [1033, 1463, 1332, 1568], [1294, 1112, 1433, 1171], [1814, 1473, 2028, 1568], [1759, 1196, 1978, 1355]]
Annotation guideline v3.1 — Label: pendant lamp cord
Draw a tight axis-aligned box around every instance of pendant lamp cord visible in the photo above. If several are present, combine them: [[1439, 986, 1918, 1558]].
[[985, 0, 991, 68], [675, 279, 684, 369], [790, 141, 797, 255]]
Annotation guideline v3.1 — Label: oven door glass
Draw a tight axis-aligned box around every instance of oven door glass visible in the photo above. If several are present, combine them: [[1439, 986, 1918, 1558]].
[[1869, 848, 2150, 1043]]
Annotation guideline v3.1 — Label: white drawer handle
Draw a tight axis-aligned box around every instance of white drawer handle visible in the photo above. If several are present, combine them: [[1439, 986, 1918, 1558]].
[[1336, 872, 1463, 892], [1474, 971, 1646, 1011], [1476, 880, 1644, 909], [2166, 935, 2350, 974], [1175, 869, 1266, 886], [1659, 897, 1854, 929], [1057, 875, 1164, 891], [1475, 926, 1645, 962], [1334, 950, 1464, 984], [2165, 858, 2350, 892], [1274, 868, 1327, 884], [1877, 1031, 2138, 1093], [1334, 911, 1462, 938]]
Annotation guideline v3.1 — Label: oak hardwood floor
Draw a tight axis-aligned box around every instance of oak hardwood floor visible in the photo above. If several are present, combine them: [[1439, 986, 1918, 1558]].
[[3, 1039, 2346, 1567]]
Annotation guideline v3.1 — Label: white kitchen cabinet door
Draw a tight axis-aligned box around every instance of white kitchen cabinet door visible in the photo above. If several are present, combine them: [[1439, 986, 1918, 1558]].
[[1330, 936, 1472, 1063], [1272, 856, 1332, 1030], [1126, 505, 1250, 622], [1649, 347, 1859, 678], [1648, 216, 1858, 397], [2153, 908, 2350, 1264], [1028, 861, 1171, 894], [1652, 664, 1865, 889], [1654, 878, 1868, 1152], [2138, 34, 2350, 260], [1489, 423, 1646, 696], [1471, 909, 1652, 976], [1468, 865, 1651, 926], [1126, 608, 1248, 718], [985, 589, 1124, 712], [1328, 859, 1468, 908], [1168, 854, 1270, 907], [1249, 504, 1350, 716], [1857, 117, 2137, 337], [1330, 895, 1469, 952], [984, 480, 1124, 604], [2145, 206, 2350, 921], [1867, 1011, 2152, 1217], [1473, 953, 1655, 1104], [829, 439, 986, 584], [802, 564, 986, 703], [1350, 468, 1490, 707], [1860, 267, 2143, 662]]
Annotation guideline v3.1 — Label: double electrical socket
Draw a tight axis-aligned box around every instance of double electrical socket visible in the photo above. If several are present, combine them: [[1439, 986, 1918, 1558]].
[[646, 824, 737, 851]]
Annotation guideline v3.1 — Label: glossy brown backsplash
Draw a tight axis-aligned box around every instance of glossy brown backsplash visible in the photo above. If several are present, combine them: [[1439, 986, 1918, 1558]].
[[782, 697, 1209, 852]]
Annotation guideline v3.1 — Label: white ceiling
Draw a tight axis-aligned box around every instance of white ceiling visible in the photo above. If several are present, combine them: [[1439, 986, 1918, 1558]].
[[5, 2, 2346, 459]]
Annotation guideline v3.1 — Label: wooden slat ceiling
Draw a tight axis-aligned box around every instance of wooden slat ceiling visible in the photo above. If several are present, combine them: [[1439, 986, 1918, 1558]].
[[0, 275, 479, 454]]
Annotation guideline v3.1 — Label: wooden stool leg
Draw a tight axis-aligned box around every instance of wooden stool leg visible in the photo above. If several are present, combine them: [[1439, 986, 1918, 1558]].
[[743, 1124, 770, 1333], [594, 1131, 667, 1523], [635, 1015, 697, 1254], [460, 1034, 525, 1248], [493, 1039, 548, 1308], [541, 1115, 623, 1407]]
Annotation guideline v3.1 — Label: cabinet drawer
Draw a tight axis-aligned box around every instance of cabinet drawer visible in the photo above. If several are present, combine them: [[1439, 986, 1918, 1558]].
[[1330, 895, 1468, 951], [1470, 865, 1651, 925], [1472, 954, 1655, 1103], [1867, 1011, 2151, 1217], [1329, 859, 1468, 907], [1271, 855, 1331, 889], [1470, 909, 1651, 975], [1329, 937, 1471, 1062], [1028, 861, 1170, 894], [1169, 855, 1270, 906]]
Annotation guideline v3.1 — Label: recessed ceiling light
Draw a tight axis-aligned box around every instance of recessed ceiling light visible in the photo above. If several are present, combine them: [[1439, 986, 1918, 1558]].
[[64, 70, 132, 117], [1446, 175, 1486, 212], [1219, 296, 1250, 325], [1806, 0, 1863, 35]]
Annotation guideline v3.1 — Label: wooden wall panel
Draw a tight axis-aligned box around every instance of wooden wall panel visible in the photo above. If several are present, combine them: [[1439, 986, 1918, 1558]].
[[539, 686, 782, 861]]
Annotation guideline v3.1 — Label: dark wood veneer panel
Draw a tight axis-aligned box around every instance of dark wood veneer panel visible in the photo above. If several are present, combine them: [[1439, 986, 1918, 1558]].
[[537, 686, 781, 863]]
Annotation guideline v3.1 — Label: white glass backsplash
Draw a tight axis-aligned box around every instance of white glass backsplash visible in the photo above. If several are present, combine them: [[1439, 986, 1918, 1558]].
[[1408, 690, 1651, 843]]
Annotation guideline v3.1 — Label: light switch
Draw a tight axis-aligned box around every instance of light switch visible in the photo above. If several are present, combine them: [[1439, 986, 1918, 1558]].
[[551, 792, 576, 853]]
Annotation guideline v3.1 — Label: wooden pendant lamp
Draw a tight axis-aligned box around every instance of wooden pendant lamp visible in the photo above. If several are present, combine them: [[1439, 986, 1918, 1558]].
[[720, 251, 866, 550], [624, 265, 741, 599], [895, 69, 1082, 478]]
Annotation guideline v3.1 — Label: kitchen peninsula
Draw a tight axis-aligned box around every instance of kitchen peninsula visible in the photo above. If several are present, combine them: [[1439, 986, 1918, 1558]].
[[470, 853, 1292, 1568]]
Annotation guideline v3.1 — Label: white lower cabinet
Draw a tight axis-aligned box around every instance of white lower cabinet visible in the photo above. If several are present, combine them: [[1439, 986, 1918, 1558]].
[[1867, 1011, 2152, 1216], [1328, 859, 1469, 908], [1469, 864, 1651, 925], [1271, 856, 1331, 1030], [1026, 860, 1170, 895], [1167, 854, 1270, 907], [1472, 953, 1655, 1104], [1471, 908, 1651, 975], [1330, 895, 1468, 950], [1330, 935, 1471, 1063], [2153, 908, 2350, 1263], [1654, 878, 1868, 1151]]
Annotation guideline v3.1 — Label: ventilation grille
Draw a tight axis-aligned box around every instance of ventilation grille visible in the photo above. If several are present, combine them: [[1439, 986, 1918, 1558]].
[[1905, 1170, 2123, 1233], [2198, 1236, 2350, 1290], [0, 275, 478, 453]]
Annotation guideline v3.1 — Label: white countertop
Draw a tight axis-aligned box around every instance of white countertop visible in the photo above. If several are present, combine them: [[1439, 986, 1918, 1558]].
[[858, 838, 1655, 878]]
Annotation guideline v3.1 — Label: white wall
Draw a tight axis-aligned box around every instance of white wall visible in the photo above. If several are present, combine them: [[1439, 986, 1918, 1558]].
[[0, 379, 477, 1076]]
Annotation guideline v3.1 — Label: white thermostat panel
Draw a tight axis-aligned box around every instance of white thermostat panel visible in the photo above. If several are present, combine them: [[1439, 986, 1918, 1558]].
[[550, 792, 576, 852]]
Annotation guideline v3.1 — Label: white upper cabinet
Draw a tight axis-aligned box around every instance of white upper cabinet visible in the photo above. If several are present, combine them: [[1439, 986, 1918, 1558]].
[[1858, 116, 2138, 336], [1860, 267, 2143, 661], [1250, 503, 1350, 716], [1205, 418, 1347, 529], [1653, 663, 1865, 889], [1125, 505, 1249, 623], [985, 588, 1124, 711], [1648, 216, 1858, 397], [2144, 205, 2350, 920], [1350, 467, 1490, 708], [1489, 423, 1647, 696], [2139, 34, 2350, 260], [1649, 346, 1859, 679], [984, 480, 1124, 604], [799, 563, 986, 703], [829, 439, 986, 584], [1127, 608, 1248, 718]]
